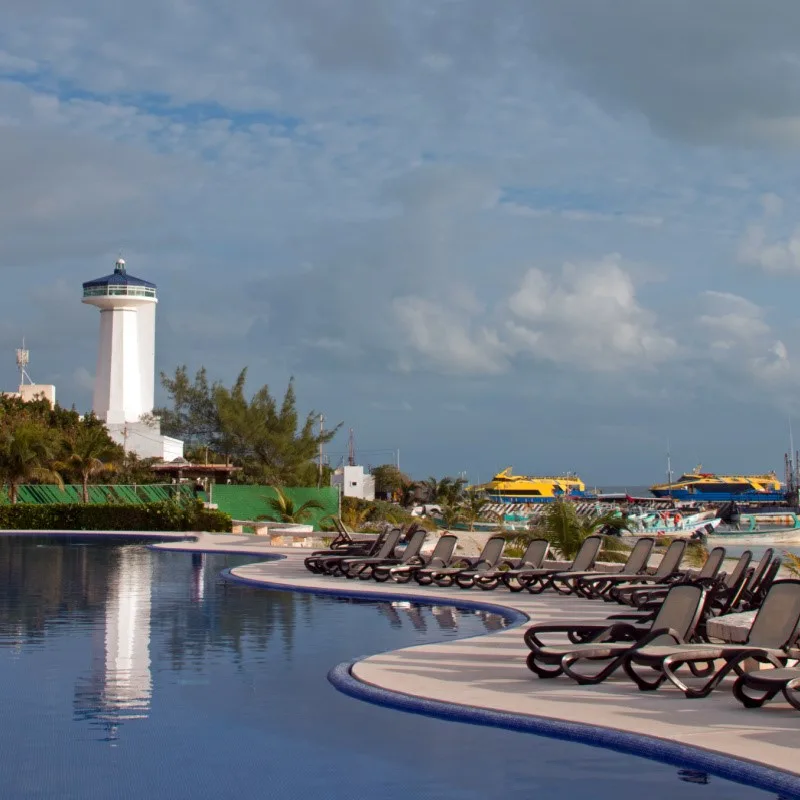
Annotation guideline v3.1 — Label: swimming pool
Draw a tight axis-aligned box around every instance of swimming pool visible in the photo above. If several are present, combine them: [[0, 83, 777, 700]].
[[0, 538, 776, 799]]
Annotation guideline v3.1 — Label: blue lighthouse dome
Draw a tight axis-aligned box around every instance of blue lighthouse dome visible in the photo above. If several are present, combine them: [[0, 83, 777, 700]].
[[83, 258, 157, 299]]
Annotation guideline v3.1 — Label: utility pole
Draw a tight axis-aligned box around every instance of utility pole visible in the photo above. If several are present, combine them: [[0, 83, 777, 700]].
[[348, 428, 355, 467], [318, 414, 325, 488]]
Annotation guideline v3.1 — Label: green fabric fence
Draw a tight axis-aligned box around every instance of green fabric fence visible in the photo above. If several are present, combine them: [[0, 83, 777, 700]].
[[0, 484, 195, 505], [208, 485, 339, 531], [0, 483, 339, 531]]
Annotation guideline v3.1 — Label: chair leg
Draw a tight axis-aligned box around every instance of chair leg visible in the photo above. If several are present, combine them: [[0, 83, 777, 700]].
[[623, 656, 667, 691], [526, 652, 563, 678], [783, 679, 800, 711], [732, 676, 779, 708], [561, 653, 626, 685]]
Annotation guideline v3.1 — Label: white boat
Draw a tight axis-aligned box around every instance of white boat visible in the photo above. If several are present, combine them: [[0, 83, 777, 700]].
[[707, 528, 800, 546], [622, 509, 720, 538]]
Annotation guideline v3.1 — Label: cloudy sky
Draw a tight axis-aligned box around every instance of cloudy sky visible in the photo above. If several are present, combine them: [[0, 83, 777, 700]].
[[2, 1, 800, 485]]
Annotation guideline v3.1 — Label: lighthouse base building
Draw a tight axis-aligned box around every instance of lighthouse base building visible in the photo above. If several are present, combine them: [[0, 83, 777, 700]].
[[83, 258, 183, 462]]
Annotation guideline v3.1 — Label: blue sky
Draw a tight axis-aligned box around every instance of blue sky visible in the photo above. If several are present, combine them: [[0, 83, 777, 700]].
[[2, 1, 800, 484]]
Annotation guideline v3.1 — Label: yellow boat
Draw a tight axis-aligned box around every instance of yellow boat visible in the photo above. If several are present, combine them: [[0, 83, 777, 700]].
[[650, 466, 783, 502], [481, 467, 587, 503]]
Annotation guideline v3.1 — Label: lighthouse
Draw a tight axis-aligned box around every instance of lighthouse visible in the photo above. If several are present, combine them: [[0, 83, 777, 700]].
[[82, 258, 182, 460]]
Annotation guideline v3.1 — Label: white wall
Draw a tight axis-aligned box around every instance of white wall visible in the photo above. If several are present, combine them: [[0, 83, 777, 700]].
[[106, 421, 185, 461], [331, 465, 375, 501], [137, 301, 156, 416]]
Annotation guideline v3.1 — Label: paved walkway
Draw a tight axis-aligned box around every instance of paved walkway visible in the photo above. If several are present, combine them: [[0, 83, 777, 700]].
[[154, 533, 800, 790]]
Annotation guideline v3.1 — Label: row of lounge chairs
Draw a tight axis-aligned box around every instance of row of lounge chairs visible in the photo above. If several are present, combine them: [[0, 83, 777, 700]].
[[304, 524, 800, 710]]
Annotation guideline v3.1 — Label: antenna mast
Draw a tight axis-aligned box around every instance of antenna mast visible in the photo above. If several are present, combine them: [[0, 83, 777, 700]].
[[666, 438, 673, 498], [348, 428, 355, 467], [15, 340, 32, 386], [318, 414, 325, 488]]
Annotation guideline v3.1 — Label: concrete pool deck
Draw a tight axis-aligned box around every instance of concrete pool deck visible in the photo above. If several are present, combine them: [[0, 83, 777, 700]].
[[153, 533, 800, 794]]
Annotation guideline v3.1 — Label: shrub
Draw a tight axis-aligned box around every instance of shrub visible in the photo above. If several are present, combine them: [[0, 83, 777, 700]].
[[0, 500, 232, 532]]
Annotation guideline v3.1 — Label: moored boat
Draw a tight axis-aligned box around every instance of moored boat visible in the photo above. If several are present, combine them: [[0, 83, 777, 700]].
[[621, 508, 721, 538], [650, 466, 784, 503], [481, 468, 588, 504]]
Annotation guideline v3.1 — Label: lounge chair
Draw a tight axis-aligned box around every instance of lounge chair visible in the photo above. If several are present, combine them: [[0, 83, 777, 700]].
[[304, 529, 388, 574], [613, 546, 727, 608], [732, 666, 800, 710], [343, 530, 428, 580], [738, 551, 780, 611], [318, 528, 403, 577], [628, 579, 800, 696], [377, 534, 458, 583], [474, 539, 549, 591], [548, 537, 655, 596], [558, 583, 708, 685], [415, 536, 506, 587], [525, 583, 706, 681], [625, 580, 800, 697], [514, 536, 603, 595], [575, 539, 686, 601], [454, 538, 513, 589]]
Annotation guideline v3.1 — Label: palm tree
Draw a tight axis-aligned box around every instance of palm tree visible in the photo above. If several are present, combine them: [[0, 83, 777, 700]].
[[258, 486, 324, 524], [460, 488, 489, 531], [532, 499, 628, 562], [0, 422, 63, 503], [438, 502, 463, 530], [57, 425, 122, 502], [424, 475, 467, 505]]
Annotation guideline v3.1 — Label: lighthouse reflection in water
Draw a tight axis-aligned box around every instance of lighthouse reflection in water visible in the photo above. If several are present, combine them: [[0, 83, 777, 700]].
[[75, 547, 153, 738]]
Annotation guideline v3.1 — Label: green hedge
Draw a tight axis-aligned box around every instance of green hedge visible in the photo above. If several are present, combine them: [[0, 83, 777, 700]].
[[0, 501, 232, 532]]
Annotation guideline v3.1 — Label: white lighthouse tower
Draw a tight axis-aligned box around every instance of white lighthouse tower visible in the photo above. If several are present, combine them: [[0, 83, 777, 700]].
[[83, 258, 183, 460]]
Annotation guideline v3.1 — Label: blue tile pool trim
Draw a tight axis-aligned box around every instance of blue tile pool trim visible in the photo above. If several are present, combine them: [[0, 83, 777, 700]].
[[329, 662, 800, 799], [221, 565, 800, 799]]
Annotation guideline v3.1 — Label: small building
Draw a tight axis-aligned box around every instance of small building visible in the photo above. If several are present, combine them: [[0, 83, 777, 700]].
[[331, 465, 375, 501], [3, 383, 56, 406]]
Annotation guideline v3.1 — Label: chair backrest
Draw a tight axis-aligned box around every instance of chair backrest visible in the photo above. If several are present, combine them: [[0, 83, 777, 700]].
[[521, 539, 549, 569], [376, 528, 403, 559], [697, 547, 726, 580], [623, 537, 655, 574], [752, 557, 782, 603], [714, 565, 753, 616], [746, 548, 775, 593], [474, 536, 506, 571], [724, 550, 752, 589], [365, 530, 388, 556], [400, 530, 428, 563], [747, 580, 800, 649], [654, 539, 686, 578], [649, 583, 706, 644], [426, 534, 458, 568], [570, 536, 602, 571]]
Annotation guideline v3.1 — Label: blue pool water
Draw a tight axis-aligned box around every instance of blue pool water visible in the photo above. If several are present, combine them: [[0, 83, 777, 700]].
[[0, 538, 779, 799]]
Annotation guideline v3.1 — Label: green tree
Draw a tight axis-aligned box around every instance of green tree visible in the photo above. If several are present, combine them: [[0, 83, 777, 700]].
[[57, 424, 123, 502], [257, 487, 324, 524], [438, 502, 463, 530], [423, 475, 466, 505], [371, 464, 410, 500], [154, 366, 220, 451], [531, 500, 628, 562], [459, 487, 489, 531], [214, 370, 339, 485], [0, 421, 64, 503]]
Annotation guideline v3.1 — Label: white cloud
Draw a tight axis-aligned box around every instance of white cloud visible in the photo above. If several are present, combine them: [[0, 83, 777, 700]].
[[696, 291, 795, 387], [392, 296, 508, 375], [738, 194, 800, 273], [501, 201, 663, 228], [505, 255, 676, 371]]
